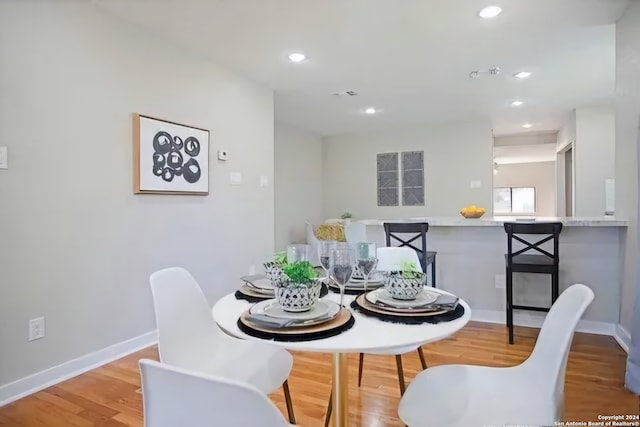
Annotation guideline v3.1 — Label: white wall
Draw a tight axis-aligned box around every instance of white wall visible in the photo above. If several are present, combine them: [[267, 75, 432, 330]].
[[323, 120, 493, 220], [493, 162, 556, 216], [556, 111, 576, 216], [274, 123, 324, 250], [575, 105, 616, 216], [615, 0, 640, 333], [555, 106, 616, 217], [0, 3, 274, 389]]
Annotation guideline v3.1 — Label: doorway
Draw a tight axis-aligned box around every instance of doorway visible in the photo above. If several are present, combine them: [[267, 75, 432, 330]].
[[565, 147, 573, 216]]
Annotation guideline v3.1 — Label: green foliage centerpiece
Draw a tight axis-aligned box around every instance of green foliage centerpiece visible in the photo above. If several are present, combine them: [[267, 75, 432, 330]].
[[382, 260, 427, 300], [276, 260, 322, 312]]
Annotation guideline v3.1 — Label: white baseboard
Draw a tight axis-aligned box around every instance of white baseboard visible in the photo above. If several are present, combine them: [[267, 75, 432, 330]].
[[471, 309, 615, 336], [614, 324, 632, 353], [0, 329, 157, 407]]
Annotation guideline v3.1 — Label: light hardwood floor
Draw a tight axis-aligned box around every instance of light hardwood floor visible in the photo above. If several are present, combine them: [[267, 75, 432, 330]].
[[0, 322, 637, 426]]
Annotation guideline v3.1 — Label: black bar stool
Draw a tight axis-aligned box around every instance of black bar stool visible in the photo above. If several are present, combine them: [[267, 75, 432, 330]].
[[504, 221, 563, 344], [383, 222, 437, 287]]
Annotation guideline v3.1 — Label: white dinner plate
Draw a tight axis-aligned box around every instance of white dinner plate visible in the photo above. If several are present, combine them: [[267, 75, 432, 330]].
[[243, 277, 276, 291], [339, 281, 384, 290], [246, 286, 274, 296], [365, 288, 439, 308], [349, 275, 383, 284], [250, 299, 340, 321]]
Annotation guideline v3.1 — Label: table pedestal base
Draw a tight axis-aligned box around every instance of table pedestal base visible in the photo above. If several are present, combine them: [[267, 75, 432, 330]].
[[331, 352, 349, 427]]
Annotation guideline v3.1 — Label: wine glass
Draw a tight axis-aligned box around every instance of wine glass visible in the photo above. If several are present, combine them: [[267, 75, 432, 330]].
[[319, 240, 337, 282], [330, 244, 355, 308], [356, 242, 377, 293], [287, 244, 310, 263]]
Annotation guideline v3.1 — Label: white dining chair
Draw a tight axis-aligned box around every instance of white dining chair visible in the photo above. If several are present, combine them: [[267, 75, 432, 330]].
[[344, 222, 367, 251], [326, 247, 428, 425], [397, 283, 595, 427], [357, 247, 427, 392], [139, 359, 293, 427], [149, 267, 297, 424], [376, 246, 422, 273], [305, 221, 321, 266]]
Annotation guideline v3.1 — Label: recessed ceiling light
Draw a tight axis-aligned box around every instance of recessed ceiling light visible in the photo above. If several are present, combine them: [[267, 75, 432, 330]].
[[511, 100, 524, 107], [522, 123, 533, 129], [514, 71, 532, 79], [364, 107, 377, 115], [288, 52, 306, 63], [478, 5, 502, 19]]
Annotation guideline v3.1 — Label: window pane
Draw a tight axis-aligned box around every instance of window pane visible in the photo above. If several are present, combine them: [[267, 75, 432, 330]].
[[512, 187, 535, 213], [494, 188, 511, 213], [377, 153, 399, 206], [401, 151, 424, 206]]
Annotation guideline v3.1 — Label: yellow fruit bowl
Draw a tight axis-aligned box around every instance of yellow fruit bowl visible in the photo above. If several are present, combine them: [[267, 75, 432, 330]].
[[461, 211, 485, 219], [460, 206, 486, 219]]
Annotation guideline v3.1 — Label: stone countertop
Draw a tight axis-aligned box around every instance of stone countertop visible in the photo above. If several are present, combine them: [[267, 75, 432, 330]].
[[352, 216, 628, 227]]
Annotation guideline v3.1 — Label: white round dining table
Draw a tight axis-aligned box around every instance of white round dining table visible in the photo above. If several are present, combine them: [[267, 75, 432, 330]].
[[212, 289, 471, 427]]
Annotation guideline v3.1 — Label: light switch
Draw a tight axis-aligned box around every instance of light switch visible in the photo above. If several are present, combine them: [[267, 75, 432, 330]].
[[0, 147, 7, 169], [260, 175, 269, 187], [470, 180, 481, 189], [229, 172, 242, 185]]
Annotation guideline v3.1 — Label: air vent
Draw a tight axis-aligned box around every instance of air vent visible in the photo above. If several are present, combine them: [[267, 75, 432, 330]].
[[332, 90, 358, 97]]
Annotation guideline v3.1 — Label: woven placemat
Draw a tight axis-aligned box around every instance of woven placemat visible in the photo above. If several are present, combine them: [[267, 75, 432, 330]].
[[327, 282, 383, 296], [235, 284, 329, 303], [236, 309, 355, 342], [350, 294, 465, 325]]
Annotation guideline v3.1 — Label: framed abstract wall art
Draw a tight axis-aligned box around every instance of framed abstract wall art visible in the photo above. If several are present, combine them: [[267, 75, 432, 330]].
[[132, 114, 209, 195]]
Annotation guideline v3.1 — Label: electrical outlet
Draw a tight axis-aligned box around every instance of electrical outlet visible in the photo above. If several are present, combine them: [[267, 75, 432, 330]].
[[495, 274, 506, 289], [29, 317, 45, 341], [249, 265, 256, 275]]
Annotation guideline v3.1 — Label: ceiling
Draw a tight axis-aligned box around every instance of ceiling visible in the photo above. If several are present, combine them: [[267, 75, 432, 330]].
[[96, 0, 628, 136]]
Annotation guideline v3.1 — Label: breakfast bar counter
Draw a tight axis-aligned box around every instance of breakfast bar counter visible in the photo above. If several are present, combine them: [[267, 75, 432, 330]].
[[357, 216, 628, 227], [348, 216, 627, 330]]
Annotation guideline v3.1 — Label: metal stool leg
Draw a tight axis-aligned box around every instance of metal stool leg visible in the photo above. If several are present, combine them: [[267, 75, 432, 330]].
[[431, 257, 436, 288], [506, 267, 514, 344], [551, 268, 559, 303]]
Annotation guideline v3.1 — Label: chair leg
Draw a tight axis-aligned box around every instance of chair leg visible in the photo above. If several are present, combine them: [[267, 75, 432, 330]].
[[283, 380, 296, 424], [417, 347, 428, 370], [431, 258, 436, 288], [324, 390, 332, 427], [358, 353, 364, 387], [395, 355, 406, 396], [506, 267, 514, 344]]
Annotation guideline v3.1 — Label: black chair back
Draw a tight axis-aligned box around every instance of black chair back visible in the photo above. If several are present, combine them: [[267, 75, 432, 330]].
[[383, 222, 429, 273], [504, 222, 563, 265]]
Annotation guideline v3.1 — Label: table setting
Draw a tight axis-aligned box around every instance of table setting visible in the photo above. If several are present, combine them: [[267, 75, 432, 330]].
[[229, 242, 466, 344], [234, 243, 356, 342]]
